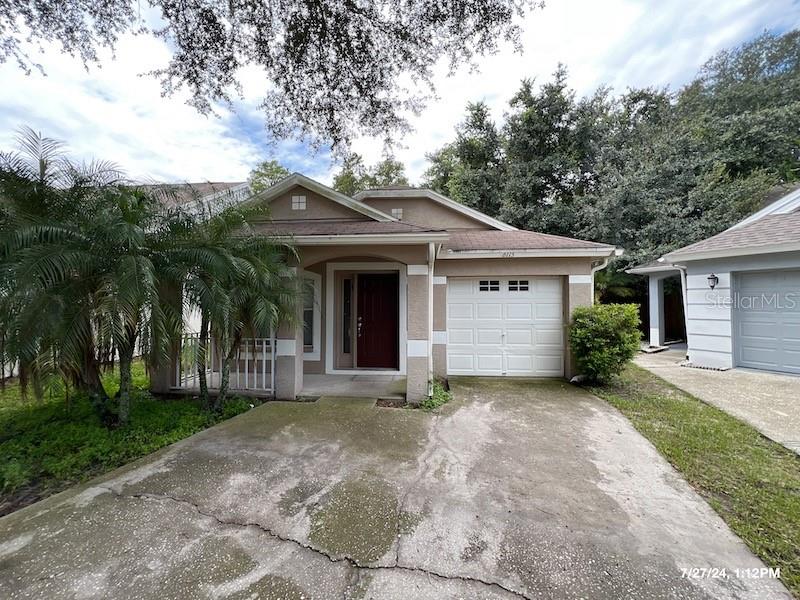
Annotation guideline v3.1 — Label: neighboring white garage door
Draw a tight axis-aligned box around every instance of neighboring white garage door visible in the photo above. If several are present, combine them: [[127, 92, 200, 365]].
[[734, 270, 800, 374], [446, 277, 564, 376]]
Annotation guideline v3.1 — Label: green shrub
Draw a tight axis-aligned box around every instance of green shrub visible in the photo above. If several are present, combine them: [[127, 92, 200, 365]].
[[420, 380, 451, 410], [1, 459, 31, 492], [219, 396, 255, 420], [569, 303, 641, 382]]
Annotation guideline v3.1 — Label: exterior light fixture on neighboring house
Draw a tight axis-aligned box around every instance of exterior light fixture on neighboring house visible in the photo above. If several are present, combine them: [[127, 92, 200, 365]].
[[707, 273, 719, 289]]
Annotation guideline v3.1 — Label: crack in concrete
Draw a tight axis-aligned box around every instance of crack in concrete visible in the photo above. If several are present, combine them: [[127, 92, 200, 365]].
[[99, 485, 531, 600], [393, 412, 445, 564]]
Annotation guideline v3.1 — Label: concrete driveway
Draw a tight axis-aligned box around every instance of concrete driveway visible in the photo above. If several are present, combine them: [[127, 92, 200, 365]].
[[0, 380, 790, 600], [636, 349, 800, 454]]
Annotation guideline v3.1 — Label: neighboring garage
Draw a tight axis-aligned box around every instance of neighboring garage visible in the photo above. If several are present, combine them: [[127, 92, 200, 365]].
[[734, 269, 800, 374], [630, 184, 800, 373], [445, 276, 564, 376]]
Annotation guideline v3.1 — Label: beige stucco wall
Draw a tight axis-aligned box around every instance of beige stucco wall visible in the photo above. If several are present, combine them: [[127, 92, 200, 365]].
[[299, 244, 428, 269], [564, 280, 594, 378], [275, 299, 304, 400], [432, 281, 447, 378], [360, 196, 493, 230], [407, 274, 430, 340], [266, 185, 370, 221], [434, 256, 596, 277], [432, 284, 446, 331]]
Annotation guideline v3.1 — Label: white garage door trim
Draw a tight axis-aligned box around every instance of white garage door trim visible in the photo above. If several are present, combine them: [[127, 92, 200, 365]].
[[446, 277, 564, 377], [733, 269, 800, 374]]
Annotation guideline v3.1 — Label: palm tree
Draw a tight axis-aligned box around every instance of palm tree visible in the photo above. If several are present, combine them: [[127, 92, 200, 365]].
[[0, 128, 123, 415], [1, 127, 299, 423], [177, 198, 297, 410], [0, 132, 179, 424]]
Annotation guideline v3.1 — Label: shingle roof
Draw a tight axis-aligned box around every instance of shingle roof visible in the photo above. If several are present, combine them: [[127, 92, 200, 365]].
[[442, 230, 614, 252], [667, 213, 800, 259], [252, 219, 444, 236], [626, 259, 681, 274], [147, 181, 248, 206]]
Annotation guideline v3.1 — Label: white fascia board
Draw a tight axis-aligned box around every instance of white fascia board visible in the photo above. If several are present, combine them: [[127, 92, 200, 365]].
[[626, 264, 681, 275], [354, 188, 516, 231], [288, 232, 451, 246], [248, 173, 397, 222], [439, 247, 616, 259], [665, 241, 800, 262]]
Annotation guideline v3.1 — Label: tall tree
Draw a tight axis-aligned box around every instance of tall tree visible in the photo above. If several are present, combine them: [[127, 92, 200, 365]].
[[249, 160, 290, 193], [500, 65, 606, 236], [1, 0, 540, 149], [424, 102, 504, 215], [332, 153, 369, 197], [332, 154, 409, 195]]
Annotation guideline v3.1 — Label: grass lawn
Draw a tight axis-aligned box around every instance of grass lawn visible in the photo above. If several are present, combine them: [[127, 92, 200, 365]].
[[591, 364, 800, 598], [0, 362, 253, 517]]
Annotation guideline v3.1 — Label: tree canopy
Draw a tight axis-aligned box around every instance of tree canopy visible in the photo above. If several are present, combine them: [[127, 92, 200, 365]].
[[425, 30, 800, 271], [249, 160, 290, 194], [332, 153, 409, 196], [1, 0, 540, 150], [424, 102, 504, 216]]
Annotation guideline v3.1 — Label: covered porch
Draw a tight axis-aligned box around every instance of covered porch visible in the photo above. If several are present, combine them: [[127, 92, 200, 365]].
[[276, 243, 438, 404], [627, 261, 687, 349]]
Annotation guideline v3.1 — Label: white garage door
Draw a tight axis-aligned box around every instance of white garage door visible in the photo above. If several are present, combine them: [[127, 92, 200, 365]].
[[734, 270, 800, 374], [446, 277, 564, 376]]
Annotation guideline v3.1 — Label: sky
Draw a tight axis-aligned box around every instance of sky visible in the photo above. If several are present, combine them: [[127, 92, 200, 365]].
[[0, 0, 798, 186]]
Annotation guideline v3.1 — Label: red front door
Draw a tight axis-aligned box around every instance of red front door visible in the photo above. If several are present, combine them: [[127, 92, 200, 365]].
[[357, 273, 399, 369]]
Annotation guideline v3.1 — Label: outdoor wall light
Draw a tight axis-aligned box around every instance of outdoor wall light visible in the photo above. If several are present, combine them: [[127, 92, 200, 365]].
[[707, 273, 719, 289]]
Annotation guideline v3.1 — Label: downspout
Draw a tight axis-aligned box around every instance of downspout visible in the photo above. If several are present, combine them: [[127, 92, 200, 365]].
[[590, 258, 610, 305], [590, 248, 622, 304], [672, 263, 690, 361], [427, 242, 436, 396]]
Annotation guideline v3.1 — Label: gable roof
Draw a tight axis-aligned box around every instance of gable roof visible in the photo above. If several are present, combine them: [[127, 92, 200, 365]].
[[354, 188, 516, 231], [440, 230, 616, 258], [629, 184, 800, 269], [665, 212, 800, 261], [249, 173, 397, 222]]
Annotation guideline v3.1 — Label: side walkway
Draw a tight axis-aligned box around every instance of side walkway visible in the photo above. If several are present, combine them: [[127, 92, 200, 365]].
[[635, 350, 800, 454]]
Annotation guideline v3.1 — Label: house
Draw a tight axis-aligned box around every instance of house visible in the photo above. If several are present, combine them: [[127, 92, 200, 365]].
[[629, 184, 800, 374], [152, 173, 618, 402]]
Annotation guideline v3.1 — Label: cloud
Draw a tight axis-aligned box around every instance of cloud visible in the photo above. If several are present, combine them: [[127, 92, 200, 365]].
[[0, 32, 322, 183], [0, 0, 797, 185]]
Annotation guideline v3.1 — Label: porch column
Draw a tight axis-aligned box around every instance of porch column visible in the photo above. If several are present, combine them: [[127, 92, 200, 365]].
[[275, 271, 304, 400], [432, 275, 447, 378], [406, 265, 431, 403], [565, 275, 593, 379], [150, 281, 182, 394], [648, 275, 666, 347]]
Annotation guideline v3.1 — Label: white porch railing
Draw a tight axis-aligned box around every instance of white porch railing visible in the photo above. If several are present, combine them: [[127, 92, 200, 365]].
[[175, 335, 275, 396]]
